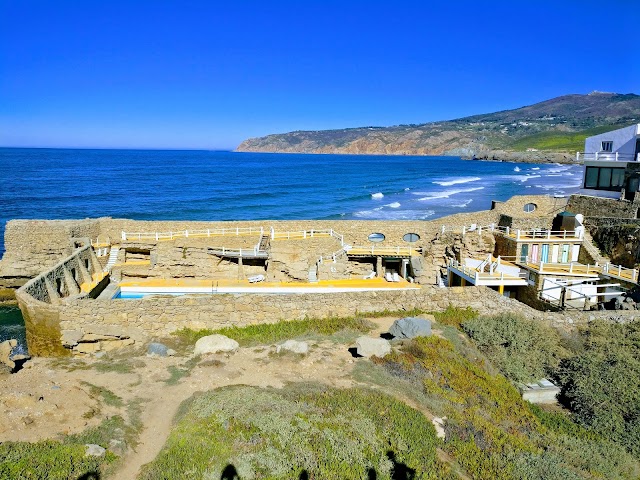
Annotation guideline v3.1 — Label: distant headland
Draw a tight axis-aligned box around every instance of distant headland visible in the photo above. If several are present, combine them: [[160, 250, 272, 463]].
[[237, 92, 640, 163]]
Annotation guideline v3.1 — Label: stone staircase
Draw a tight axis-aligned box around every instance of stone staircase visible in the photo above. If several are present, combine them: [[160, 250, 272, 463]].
[[308, 267, 318, 283], [104, 246, 120, 273], [258, 234, 270, 251], [581, 230, 608, 264]]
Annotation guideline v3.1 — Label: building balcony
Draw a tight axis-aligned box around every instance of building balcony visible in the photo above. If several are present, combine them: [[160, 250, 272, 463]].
[[577, 152, 640, 163]]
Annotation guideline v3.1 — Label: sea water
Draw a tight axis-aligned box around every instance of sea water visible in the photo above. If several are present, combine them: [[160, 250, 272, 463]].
[[0, 148, 583, 256], [0, 305, 27, 356], [0, 148, 583, 353]]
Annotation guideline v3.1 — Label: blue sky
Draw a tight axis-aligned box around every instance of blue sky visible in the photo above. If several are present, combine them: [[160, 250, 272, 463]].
[[0, 1, 637, 149]]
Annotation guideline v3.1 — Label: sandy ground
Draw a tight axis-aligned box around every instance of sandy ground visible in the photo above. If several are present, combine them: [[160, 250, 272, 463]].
[[0, 316, 404, 479]]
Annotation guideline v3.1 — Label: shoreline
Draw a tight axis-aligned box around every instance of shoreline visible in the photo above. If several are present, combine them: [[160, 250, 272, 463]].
[[234, 148, 579, 165]]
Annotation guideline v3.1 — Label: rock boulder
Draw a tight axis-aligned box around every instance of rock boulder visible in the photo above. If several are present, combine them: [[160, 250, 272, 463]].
[[0, 339, 17, 371], [389, 317, 432, 339], [276, 340, 309, 354], [194, 335, 239, 355], [147, 342, 169, 357], [355, 336, 391, 358], [84, 444, 106, 457]]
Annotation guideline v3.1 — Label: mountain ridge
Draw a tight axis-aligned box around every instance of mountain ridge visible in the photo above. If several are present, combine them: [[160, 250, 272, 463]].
[[236, 92, 640, 163]]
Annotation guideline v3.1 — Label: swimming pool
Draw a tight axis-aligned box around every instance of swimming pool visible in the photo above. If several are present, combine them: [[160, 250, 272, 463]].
[[112, 282, 420, 298]]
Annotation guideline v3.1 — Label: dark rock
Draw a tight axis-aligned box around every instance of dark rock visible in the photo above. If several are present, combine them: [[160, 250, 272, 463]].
[[147, 342, 169, 357], [388, 317, 432, 339]]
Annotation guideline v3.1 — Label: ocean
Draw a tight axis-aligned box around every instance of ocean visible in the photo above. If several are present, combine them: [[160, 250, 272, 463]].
[[0, 148, 583, 353], [0, 148, 583, 256]]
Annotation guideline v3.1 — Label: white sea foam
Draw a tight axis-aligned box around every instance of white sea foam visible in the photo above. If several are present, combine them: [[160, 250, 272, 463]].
[[386, 202, 401, 208], [354, 209, 435, 220], [520, 175, 541, 182], [415, 186, 485, 200], [514, 166, 521, 172], [452, 199, 473, 208], [531, 167, 540, 170], [432, 176, 481, 187], [371, 192, 384, 199], [404, 187, 410, 191]]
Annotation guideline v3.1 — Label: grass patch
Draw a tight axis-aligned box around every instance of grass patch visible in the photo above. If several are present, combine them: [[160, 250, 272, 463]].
[[432, 305, 478, 329], [0, 417, 123, 480], [80, 381, 124, 408], [173, 315, 375, 347], [510, 125, 621, 152], [164, 355, 201, 386], [139, 383, 455, 479]]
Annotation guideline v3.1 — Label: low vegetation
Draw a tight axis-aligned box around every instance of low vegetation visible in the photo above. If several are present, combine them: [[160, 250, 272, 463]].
[[139, 383, 455, 480], [173, 314, 376, 346], [556, 320, 640, 457], [461, 313, 568, 383], [0, 417, 123, 479], [509, 125, 620, 152], [373, 334, 639, 479], [461, 312, 640, 464]]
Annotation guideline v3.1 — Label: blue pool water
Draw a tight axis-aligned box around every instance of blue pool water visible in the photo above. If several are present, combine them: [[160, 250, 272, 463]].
[[0, 148, 583, 257]]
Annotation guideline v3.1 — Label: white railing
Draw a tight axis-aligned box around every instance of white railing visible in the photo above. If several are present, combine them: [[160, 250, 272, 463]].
[[602, 262, 639, 283], [318, 248, 348, 264], [208, 246, 268, 257], [513, 229, 584, 240], [577, 152, 640, 163], [345, 245, 422, 256], [448, 258, 527, 283], [122, 226, 264, 241], [441, 223, 513, 236], [269, 228, 339, 242]]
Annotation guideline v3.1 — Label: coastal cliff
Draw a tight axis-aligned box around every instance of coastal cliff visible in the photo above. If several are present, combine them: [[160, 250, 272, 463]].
[[237, 92, 640, 162]]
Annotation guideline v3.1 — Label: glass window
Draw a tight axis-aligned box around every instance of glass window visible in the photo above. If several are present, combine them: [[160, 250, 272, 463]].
[[601, 141, 613, 152], [585, 167, 599, 188], [611, 168, 625, 188], [368, 233, 385, 243], [598, 168, 612, 188], [523, 203, 537, 213], [402, 233, 420, 242]]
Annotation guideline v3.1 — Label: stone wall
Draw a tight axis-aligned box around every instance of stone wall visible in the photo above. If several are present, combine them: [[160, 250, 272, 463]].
[[567, 194, 640, 219], [15, 246, 104, 356]]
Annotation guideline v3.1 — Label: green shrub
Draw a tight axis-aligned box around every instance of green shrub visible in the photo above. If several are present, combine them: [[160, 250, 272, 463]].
[[461, 313, 567, 384], [374, 334, 640, 479], [139, 384, 455, 479], [432, 305, 478, 329], [173, 315, 374, 346], [0, 417, 123, 480], [556, 320, 640, 456]]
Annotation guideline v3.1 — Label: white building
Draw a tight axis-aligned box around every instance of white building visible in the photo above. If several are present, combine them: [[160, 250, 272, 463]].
[[578, 123, 640, 200]]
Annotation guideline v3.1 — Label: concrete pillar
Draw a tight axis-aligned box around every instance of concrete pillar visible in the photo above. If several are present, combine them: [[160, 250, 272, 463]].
[[43, 277, 61, 305], [461, 278, 466, 287], [77, 259, 92, 285], [88, 249, 102, 275], [62, 267, 80, 295], [238, 256, 245, 280], [376, 257, 383, 276], [448, 272, 453, 287]]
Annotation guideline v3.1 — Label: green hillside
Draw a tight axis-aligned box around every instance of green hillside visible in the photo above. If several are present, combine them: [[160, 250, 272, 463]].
[[509, 125, 623, 152]]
